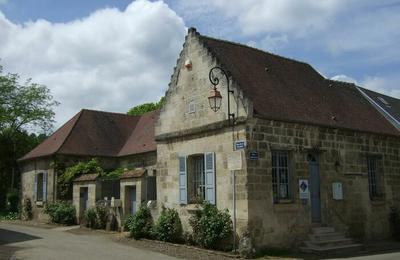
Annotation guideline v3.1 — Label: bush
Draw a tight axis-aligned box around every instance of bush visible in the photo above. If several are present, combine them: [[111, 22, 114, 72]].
[[6, 190, 19, 212], [126, 204, 153, 239], [0, 211, 19, 220], [153, 206, 183, 242], [189, 202, 233, 249], [44, 201, 76, 225], [84, 205, 108, 229]]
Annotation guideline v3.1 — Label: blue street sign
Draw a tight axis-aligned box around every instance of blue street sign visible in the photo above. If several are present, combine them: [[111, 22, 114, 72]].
[[235, 140, 246, 150], [249, 151, 258, 160]]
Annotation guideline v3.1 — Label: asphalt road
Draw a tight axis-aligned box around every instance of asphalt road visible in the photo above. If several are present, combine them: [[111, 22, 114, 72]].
[[0, 223, 177, 260]]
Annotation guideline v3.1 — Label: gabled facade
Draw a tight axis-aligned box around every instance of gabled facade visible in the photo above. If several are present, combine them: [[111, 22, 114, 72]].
[[155, 28, 400, 249]]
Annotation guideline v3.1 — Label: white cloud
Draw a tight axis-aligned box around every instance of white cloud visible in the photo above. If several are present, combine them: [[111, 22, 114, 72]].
[[361, 76, 400, 98], [331, 75, 358, 84], [0, 0, 186, 129]]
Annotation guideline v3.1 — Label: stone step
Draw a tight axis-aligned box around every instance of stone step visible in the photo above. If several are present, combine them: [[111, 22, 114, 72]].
[[312, 227, 335, 234], [300, 243, 363, 254], [309, 232, 346, 241], [305, 238, 354, 248]]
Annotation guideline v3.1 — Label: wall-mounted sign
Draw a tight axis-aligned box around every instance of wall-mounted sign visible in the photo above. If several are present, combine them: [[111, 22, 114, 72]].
[[228, 151, 243, 170], [234, 140, 246, 150], [299, 179, 309, 199], [249, 151, 259, 160], [332, 182, 343, 200]]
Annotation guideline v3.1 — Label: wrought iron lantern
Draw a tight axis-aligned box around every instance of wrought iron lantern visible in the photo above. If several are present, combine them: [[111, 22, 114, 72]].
[[208, 66, 235, 125]]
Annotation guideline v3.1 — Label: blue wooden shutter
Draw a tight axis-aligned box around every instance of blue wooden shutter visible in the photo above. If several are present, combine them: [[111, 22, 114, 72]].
[[43, 172, 47, 202], [179, 156, 187, 204], [204, 152, 216, 204], [34, 174, 37, 201]]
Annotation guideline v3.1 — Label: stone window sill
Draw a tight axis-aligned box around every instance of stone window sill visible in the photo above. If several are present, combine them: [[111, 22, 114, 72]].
[[370, 197, 386, 206], [35, 201, 44, 207], [274, 199, 294, 204], [182, 203, 202, 213]]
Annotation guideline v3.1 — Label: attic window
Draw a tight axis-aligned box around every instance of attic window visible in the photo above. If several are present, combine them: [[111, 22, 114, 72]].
[[377, 97, 391, 108], [188, 101, 196, 113]]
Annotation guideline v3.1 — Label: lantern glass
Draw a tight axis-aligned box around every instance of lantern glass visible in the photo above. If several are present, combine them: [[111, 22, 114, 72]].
[[208, 89, 222, 112]]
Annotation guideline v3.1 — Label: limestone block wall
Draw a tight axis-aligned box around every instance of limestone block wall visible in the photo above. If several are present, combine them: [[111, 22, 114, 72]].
[[156, 28, 251, 138], [118, 152, 157, 173], [120, 178, 144, 216], [245, 118, 400, 248], [156, 124, 249, 235], [73, 181, 99, 221], [20, 158, 55, 221]]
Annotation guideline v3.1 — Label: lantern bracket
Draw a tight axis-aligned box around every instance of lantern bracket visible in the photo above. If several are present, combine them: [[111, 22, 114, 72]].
[[208, 66, 235, 125]]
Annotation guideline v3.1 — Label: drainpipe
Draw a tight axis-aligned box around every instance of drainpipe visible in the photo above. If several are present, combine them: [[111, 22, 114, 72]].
[[232, 170, 236, 253]]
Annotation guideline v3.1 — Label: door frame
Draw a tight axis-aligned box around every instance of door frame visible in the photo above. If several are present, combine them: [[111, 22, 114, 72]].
[[308, 153, 321, 223]]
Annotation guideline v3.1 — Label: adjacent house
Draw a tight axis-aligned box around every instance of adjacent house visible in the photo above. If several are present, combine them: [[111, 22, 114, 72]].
[[19, 27, 400, 250], [18, 109, 158, 220]]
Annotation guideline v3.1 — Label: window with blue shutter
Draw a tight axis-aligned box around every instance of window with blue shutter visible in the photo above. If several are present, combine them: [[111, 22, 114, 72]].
[[204, 152, 216, 205], [179, 156, 188, 204], [42, 172, 47, 202], [34, 174, 38, 201]]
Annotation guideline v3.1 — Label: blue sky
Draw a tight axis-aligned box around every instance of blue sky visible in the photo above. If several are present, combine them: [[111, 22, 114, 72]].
[[0, 0, 399, 128]]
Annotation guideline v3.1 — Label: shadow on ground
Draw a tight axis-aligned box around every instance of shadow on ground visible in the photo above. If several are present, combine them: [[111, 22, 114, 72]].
[[0, 228, 41, 245]]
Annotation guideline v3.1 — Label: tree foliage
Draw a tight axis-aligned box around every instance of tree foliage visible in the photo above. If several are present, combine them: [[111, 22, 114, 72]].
[[0, 64, 58, 208], [0, 65, 59, 135], [127, 97, 165, 116]]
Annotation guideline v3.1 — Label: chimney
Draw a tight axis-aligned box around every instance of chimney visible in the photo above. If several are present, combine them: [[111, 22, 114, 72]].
[[188, 27, 197, 34]]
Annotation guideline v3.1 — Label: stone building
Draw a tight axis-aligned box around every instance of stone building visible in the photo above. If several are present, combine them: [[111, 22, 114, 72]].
[[155, 28, 400, 250], [19, 109, 158, 220], [19, 27, 400, 251]]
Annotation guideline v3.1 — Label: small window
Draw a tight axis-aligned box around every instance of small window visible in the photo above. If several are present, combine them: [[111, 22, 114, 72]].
[[146, 175, 157, 201], [367, 157, 381, 199], [36, 173, 44, 201], [188, 155, 205, 203], [188, 101, 196, 113], [377, 97, 391, 108], [272, 151, 291, 202]]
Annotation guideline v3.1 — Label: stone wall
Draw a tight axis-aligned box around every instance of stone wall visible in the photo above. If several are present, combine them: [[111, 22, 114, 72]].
[[73, 180, 100, 221], [245, 117, 400, 248], [20, 158, 55, 221]]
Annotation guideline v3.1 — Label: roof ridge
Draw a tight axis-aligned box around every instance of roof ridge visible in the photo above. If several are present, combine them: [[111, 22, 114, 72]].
[[199, 34, 312, 67], [81, 108, 139, 118]]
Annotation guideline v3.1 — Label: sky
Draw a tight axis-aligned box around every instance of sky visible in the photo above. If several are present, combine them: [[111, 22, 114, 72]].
[[0, 0, 399, 130]]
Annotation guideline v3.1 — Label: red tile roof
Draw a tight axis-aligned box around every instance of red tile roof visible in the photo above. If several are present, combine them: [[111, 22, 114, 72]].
[[119, 169, 146, 179], [199, 34, 399, 136], [118, 110, 159, 156], [19, 109, 158, 161], [74, 173, 99, 182]]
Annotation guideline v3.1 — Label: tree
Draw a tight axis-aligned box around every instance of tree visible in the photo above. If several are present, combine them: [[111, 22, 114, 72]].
[[0, 64, 58, 209], [127, 96, 165, 116]]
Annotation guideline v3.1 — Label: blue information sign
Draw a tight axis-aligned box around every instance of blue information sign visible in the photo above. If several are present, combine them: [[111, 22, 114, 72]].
[[235, 140, 246, 150], [249, 151, 258, 160]]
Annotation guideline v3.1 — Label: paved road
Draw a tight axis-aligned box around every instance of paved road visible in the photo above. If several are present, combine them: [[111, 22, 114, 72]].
[[0, 223, 177, 260]]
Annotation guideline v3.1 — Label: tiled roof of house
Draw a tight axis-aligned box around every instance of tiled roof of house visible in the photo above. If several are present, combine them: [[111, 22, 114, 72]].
[[198, 33, 399, 136], [358, 87, 400, 130], [119, 168, 146, 179], [118, 110, 159, 156], [73, 173, 99, 182], [19, 109, 159, 161]]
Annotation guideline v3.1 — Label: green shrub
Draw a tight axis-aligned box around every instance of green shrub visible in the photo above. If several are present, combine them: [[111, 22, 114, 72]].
[[44, 201, 76, 225], [84, 205, 108, 229], [126, 204, 153, 239], [153, 206, 183, 242], [0, 211, 19, 220], [189, 202, 233, 249], [6, 190, 19, 212], [23, 198, 33, 220]]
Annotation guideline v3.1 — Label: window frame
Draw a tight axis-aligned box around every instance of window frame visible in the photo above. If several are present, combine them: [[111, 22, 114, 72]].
[[367, 156, 383, 200], [36, 172, 44, 202], [271, 150, 292, 203]]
